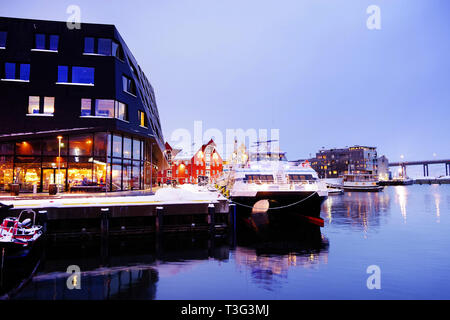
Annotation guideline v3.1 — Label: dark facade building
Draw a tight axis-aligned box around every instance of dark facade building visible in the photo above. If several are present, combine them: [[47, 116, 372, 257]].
[[0, 17, 166, 192], [309, 146, 378, 178]]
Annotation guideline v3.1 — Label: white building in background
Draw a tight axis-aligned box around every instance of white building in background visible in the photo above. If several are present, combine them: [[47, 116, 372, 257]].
[[378, 155, 390, 181]]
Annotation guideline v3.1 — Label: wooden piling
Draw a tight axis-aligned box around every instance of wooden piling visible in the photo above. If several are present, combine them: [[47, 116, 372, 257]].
[[229, 203, 237, 247], [100, 208, 110, 238], [208, 204, 215, 233], [156, 206, 164, 234]]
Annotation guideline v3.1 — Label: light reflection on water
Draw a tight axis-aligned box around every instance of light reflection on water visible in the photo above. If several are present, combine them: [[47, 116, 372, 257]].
[[4, 185, 450, 299]]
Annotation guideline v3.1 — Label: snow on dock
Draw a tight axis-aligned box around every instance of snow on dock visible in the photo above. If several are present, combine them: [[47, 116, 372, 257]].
[[1, 185, 228, 210]]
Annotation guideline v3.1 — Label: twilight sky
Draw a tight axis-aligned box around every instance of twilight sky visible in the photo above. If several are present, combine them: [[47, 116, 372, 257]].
[[2, 0, 449, 166]]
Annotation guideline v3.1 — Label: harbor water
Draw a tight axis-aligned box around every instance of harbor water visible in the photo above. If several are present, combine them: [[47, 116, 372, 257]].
[[4, 185, 450, 300]]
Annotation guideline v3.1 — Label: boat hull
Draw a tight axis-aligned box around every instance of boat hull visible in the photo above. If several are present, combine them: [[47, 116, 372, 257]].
[[342, 185, 384, 192], [230, 191, 327, 236], [379, 180, 414, 186]]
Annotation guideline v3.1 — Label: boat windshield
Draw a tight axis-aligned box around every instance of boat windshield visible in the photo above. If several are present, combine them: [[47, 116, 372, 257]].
[[244, 174, 274, 184], [288, 174, 316, 182], [249, 152, 287, 162], [344, 174, 376, 182]]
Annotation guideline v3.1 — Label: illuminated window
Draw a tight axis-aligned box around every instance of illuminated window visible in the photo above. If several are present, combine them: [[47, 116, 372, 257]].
[[115, 101, 127, 121], [43, 97, 54, 114], [69, 134, 93, 156], [27, 96, 54, 115], [28, 96, 40, 114], [138, 110, 147, 127], [95, 99, 114, 117], [81, 99, 92, 116]]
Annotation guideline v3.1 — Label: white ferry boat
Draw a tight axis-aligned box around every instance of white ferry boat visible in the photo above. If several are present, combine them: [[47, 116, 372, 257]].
[[219, 142, 328, 231], [342, 173, 384, 192]]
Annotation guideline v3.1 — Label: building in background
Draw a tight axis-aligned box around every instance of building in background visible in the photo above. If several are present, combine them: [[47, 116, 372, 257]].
[[0, 17, 166, 192], [223, 140, 248, 174], [377, 155, 390, 181], [309, 146, 378, 178], [158, 139, 223, 185]]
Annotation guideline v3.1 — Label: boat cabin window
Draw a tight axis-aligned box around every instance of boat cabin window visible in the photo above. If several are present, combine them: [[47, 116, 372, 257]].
[[245, 174, 274, 184], [288, 174, 314, 182], [344, 174, 374, 182], [6, 221, 15, 228]]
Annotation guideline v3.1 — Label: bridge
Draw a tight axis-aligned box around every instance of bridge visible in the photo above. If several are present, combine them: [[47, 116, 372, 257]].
[[389, 159, 450, 177]]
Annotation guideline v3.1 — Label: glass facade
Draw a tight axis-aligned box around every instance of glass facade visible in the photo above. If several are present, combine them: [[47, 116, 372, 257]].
[[0, 132, 147, 192]]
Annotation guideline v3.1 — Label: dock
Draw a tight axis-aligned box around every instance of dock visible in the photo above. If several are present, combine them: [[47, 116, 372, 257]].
[[0, 186, 233, 240]]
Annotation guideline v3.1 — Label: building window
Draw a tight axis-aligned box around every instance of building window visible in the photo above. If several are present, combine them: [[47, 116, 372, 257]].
[[112, 42, 124, 60], [3, 63, 30, 81], [69, 134, 93, 156], [167, 170, 172, 177], [0, 31, 6, 48], [95, 99, 115, 117], [98, 38, 112, 56], [27, 96, 54, 115], [138, 110, 147, 127], [43, 97, 55, 114], [83, 37, 124, 59], [115, 101, 128, 121], [57, 66, 94, 85], [112, 134, 122, 158], [35, 34, 45, 49], [81, 99, 92, 116], [132, 139, 141, 160], [84, 37, 95, 53], [72, 66, 94, 84], [49, 35, 59, 51], [28, 96, 40, 114], [122, 76, 136, 95], [57, 65, 68, 82], [34, 34, 59, 51]]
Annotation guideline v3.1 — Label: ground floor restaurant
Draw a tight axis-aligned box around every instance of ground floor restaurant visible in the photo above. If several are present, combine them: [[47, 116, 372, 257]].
[[0, 131, 158, 192]]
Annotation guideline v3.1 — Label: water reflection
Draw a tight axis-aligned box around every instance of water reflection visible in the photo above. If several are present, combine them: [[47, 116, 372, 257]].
[[395, 186, 408, 223], [322, 191, 391, 231], [3, 227, 329, 299], [434, 192, 440, 224], [234, 229, 329, 291], [2, 186, 450, 299]]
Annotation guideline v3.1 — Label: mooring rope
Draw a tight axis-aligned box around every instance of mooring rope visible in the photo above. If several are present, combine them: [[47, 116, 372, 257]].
[[229, 191, 318, 210]]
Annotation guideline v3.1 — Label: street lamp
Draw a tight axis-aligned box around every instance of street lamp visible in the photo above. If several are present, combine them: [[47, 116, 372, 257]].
[[57, 136, 63, 193]]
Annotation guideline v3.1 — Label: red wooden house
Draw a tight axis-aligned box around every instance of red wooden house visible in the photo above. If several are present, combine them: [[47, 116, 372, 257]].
[[157, 139, 223, 185]]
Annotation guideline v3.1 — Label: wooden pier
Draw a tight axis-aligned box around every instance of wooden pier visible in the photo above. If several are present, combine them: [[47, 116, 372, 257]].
[[0, 193, 232, 240]]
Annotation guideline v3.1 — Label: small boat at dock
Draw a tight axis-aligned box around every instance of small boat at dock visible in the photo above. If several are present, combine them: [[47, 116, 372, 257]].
[[0, 209, 43, 250], [342, 173, 383, 192]]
